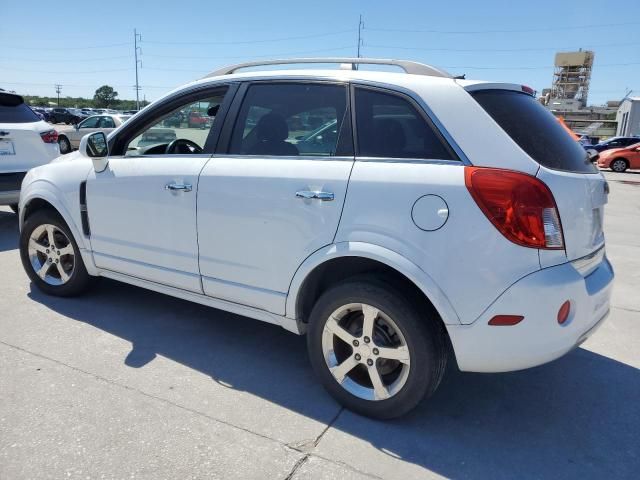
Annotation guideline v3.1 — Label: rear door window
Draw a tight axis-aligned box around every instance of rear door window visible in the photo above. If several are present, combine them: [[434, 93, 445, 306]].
[[228, 82, 351, 157], [471, 89, 597, 173], [354, 87, 456, 160], [0, 93, 40, 123]]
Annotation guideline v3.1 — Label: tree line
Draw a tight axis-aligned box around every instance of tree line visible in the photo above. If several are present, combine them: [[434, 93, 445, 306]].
[[24, 85, 150, 110]]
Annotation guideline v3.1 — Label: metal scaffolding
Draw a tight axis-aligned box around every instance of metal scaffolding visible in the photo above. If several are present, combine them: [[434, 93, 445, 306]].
[[551, 50, 594, 107]]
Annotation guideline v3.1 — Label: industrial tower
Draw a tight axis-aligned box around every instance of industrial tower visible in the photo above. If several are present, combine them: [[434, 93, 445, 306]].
[[551, 50, 594, 108]]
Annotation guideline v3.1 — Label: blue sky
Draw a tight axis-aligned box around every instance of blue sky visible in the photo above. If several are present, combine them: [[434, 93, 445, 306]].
[[1, 0, 639, 105]]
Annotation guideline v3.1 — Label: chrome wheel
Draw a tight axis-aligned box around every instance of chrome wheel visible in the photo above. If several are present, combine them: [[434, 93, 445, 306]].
[[611, 159, 627, 172], [28, 224, 75, 286], [322, 303, 411, 401]]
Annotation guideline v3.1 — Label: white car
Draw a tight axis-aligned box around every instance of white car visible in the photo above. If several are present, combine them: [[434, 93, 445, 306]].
[[0, 92, 60, 212], [17, 58, 614, 419], [57, 114, 131, 154]]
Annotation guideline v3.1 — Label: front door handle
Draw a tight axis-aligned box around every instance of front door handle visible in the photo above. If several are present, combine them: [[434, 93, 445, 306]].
[[296, 190, 334, 201], [165, 182, 192, 192]]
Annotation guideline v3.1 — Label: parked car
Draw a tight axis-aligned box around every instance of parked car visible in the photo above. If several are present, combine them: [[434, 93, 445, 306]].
[[16, 58, 613, 419], [49, 108, 80, 125], [187, 111, 209, 128], [0, 92, 59, 212], [597, 142, 640, 172], [57, 114, 131, 153], [584, 136, 640, 153]]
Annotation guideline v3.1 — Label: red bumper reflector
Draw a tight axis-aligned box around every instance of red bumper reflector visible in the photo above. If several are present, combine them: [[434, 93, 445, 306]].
[[557, 301, 571, 324], [488, 315, 524, 326]]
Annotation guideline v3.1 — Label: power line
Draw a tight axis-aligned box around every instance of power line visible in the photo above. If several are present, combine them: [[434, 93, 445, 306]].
[[441, 61, 640, 71], [6, 42, 130, 50], [0, 55, 133, 63], [366, 21, 640, 34], [143, 29, 355, 45], [3, 66, 131, 74], [365, 41, 640, 53], [142, 45, 353, 61]]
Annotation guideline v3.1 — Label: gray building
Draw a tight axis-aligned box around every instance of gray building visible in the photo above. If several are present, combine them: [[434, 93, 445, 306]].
[[616, 97, 640, 136]]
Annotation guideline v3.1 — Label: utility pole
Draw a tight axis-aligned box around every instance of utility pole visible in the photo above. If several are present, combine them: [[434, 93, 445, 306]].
[[55, 84, 62, 106], [357, 15, 363, 58], [134, 29, 142, 111]]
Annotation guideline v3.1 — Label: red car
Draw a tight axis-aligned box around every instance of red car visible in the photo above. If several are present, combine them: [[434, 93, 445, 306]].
[[187, 111, 209, 129], [598, 142, 640, 172]]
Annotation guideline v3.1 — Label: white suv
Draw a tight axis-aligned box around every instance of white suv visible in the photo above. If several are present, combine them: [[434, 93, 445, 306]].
[[17, 59, 614, 418], [1, 92, 59, 212]]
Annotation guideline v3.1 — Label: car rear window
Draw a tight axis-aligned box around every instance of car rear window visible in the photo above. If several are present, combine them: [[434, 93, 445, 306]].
[[0, 93, 40, 123], [470, 89, 597, 173]]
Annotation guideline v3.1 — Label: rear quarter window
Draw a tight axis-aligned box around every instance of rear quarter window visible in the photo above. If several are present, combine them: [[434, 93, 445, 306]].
[[0, 93, 40, 123], [471, 89, 597, 173]]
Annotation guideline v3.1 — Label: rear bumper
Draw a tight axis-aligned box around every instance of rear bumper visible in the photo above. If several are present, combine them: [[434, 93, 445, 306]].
[[447, 253, 614, 373], [0, 172, 26, 205]]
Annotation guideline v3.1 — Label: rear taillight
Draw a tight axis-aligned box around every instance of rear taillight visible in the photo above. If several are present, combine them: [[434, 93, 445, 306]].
[[465, 167, 564, 250], [40, 130, 58, 143]]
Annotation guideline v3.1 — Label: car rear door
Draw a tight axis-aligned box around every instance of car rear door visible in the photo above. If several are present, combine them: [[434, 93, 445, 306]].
[[196, 81, 354, 314]]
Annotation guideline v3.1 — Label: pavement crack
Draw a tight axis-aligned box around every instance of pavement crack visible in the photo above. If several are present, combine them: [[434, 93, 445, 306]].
[[613, 305, 640, 314], [283, 455, 309, 480], [282, 407, 344, 479]]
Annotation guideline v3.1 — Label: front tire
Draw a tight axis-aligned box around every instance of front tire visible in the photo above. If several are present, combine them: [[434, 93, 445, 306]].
[[611, 158, 628, 172], [307, 277, 447, 419], [20, 209, 93, 297]]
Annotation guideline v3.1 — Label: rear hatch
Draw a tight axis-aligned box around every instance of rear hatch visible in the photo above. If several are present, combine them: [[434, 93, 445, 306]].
[[0, 92, 59, 173], [468, 86, 606, 261]]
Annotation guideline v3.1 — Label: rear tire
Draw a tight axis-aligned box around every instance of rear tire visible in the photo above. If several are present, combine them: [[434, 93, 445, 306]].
[[611, 158, 628, 172], [307, 277, 447, 419], [19, 209, 93, 297], [58, 135, 71, 154]]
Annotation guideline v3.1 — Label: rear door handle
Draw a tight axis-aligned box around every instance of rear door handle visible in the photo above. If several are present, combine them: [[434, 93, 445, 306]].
[[296, 190, 334, 201], [165, 182, 192, 192]]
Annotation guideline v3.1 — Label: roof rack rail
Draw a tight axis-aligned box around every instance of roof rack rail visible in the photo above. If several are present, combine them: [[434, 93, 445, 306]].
[[204, 58, 452, 79]]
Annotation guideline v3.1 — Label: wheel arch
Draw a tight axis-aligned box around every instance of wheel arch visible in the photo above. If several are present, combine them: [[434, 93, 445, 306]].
[[20, 187, 85, 249], [287, 242, 461, 328]]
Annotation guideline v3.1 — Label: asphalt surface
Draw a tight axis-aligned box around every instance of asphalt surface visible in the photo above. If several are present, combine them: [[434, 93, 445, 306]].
[[1, 170, 639, 479]]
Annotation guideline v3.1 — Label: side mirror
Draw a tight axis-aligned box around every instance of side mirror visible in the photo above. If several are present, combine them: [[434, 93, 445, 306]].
[[79, 132, 109, 172], [586, 149, 599, 163]]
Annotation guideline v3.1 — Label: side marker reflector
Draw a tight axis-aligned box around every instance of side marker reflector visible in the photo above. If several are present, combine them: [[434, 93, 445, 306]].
[[488, 315, 524, 326]]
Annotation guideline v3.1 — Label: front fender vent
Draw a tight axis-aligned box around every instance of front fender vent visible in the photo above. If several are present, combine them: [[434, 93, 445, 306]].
[[79, 181, 90, 236]]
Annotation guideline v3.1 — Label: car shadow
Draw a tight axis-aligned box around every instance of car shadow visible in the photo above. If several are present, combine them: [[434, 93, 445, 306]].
[[26, 279, 639, 479], [0, 210, 19, 252]]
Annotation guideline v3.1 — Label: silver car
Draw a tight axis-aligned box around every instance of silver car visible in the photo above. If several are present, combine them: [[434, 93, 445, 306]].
[[57, 114, 130, 153]]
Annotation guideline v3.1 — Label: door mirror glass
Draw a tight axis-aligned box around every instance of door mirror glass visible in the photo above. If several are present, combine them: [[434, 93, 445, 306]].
[[85, 132, 108, 157]]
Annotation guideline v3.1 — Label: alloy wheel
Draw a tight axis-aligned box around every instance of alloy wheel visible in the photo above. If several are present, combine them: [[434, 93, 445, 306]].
[[321, 303, 411, 401], [27, 224, 75, 286], [611, 159, 627, 172]]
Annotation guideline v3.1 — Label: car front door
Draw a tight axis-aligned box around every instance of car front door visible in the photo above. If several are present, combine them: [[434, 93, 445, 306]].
[[197, 82, 354, 314], [86, 85, 233, 292]]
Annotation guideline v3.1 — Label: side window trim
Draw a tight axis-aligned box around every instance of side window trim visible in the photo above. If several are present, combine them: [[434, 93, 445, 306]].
[[108, 83, 237, 156], [216, 80, 354, 157], [350, 83, 462, 163]]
